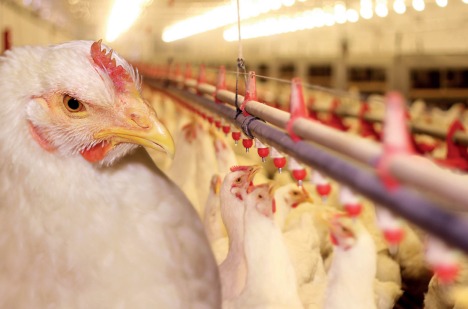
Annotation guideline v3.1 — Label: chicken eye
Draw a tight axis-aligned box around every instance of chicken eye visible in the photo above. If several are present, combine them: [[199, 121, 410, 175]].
[[292, 191, 300, 196], [236, 177, 242, 183], [64, 95, 84, 112], [258, 194, 263, 199]]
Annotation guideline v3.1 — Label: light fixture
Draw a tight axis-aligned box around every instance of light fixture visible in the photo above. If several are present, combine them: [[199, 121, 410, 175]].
[[282, 0, 296, 7], [360, 0, 374, 19], [325, 12, 336, 26], [299, 10, 314, 29], [105, 0, 151, 42], [360, 7, 373, 19], [270, 0, 282, 10], [163, 0, 306, 42], [162, 5, 236, 42], [375, 2, 389, 17], [334, 2, 348, 24], [224, 10, 320, 41], [393, 0, 406, 13], [346, 8, 359, 22], [219, 0, 450, 41], [412, 0, 425, 11]]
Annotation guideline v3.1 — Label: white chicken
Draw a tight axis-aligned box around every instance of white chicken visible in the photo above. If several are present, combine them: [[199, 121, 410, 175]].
[[203, 135, 237, 245], [227, 183, 303, 309], [274, 183, 314, 230], [274, 184, 327, 309], [167, 119, 219, 216], [219, 165, 261, 301], [323, 214, 377, 309], [203, 174, 226, 243], [166, 120, 201, 211], [393, 222, 432, 306], [0, 40, 220, 308]]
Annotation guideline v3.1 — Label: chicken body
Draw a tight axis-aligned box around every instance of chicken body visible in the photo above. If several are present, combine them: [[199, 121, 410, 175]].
[[203, 174, 226, 243], [219, 165, 260, 301], [323, 216, 377, 309], [0, 41, 220, 308], [273, 184, 326, 308], [227, 184, 303, 309]]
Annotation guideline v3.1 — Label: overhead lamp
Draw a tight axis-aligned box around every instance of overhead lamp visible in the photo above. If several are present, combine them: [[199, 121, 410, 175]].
[[334, 3, 348, 24], [360, 7, 373, 19], [436, 0, 448, 7], [360, 0, 374, 19], [375, 0, 389, 17], [224, 11, 313, 41], [393, 0, 406, 13], [312, 8, 326, 27], [163, 0, 304, 42], [346, 8, 359, 22], [105, 0, 151, 42], [270, 0, 282, 10], [282, 0, 296, 7], [375, 2, 389, 17], [412, 0, 425, 11], [325, 11, 336, 26], [162, 5, 236, 42]]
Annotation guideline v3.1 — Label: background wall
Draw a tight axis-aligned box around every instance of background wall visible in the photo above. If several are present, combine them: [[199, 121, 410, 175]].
[[1, 1, 73, 50]]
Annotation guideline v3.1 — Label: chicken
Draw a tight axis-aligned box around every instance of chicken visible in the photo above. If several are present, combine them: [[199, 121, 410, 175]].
[[167, 119, 219, 216], [0, 40, 220, 308], [227, 183, 303, 309], [219, 165, 261, 301], [195, 122, 220, 212], [203, 135, 237, 245], [357, 201, 403, 304], [321, 201, 402, 308], [393, 222, 432, 306], [203, 174, 226, 243], [285, 199, 334, 260], [273, 183, 326, 308], [274, 183, 314, 230], [288, 214, 327, 309], [323, 214, 377, 309], [424, 252, 468, 309], [166, 121, 200, 209]]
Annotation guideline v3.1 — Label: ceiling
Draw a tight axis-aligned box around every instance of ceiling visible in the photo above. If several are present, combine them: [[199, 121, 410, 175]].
[[9, 0, 468, 64]]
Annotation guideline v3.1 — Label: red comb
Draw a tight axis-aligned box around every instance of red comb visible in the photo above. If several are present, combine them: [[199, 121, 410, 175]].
[[90, 40, 132, 93], [230, 165, 251, 172]]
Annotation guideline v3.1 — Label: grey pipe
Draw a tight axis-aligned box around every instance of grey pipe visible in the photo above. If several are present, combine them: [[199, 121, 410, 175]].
[[150, 80, 468, 253], [192, 82, 468, 211]]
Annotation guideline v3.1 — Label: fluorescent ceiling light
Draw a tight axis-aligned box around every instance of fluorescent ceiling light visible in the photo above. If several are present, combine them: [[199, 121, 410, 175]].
[[162, 0, 301, 42], [106, 0, 151, 42], [375, 2, 389, 17], [413, 0, 425, 11], [393, 0, 407, 14], [346, 9, 359, 22]]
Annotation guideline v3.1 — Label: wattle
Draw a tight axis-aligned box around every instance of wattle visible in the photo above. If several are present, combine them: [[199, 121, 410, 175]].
[[80, 142, 112, 163]]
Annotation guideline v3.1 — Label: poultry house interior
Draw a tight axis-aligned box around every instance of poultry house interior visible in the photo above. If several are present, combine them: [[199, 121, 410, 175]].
[[1, 0, 468, 308]]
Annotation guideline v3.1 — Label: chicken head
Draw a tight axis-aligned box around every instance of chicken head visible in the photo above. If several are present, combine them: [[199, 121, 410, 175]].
[[25, 40, 174, 165]]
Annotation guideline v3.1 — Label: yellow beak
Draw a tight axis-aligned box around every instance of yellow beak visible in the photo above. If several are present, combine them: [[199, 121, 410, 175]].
[[95, 115, 175, 158], [301, 188, 314, 204], [247, 165, 262, 182]]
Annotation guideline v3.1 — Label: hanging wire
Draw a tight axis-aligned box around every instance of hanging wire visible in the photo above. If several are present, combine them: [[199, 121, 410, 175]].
[[234, 0, 248, 114], [205, 66, 376, 103]]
